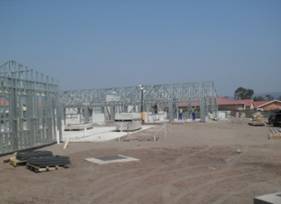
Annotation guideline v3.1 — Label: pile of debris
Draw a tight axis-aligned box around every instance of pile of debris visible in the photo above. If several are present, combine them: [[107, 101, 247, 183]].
[[4, 150, 70, 173]]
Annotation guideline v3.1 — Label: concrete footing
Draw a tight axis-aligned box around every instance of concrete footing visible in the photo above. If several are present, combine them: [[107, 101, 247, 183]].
[[85, 154, 139, 165], [254, 192, 281, 204]]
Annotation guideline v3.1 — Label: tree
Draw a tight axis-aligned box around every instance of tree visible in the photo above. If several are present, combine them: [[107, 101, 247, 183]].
[[278, 96, 281, 101], [234, 87, 254, 99]]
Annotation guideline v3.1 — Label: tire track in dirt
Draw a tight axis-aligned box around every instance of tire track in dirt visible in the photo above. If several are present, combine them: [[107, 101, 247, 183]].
[[210, 176, 277, 204], [76, 146, 238, 203], [90, 146, 214, 202], [106, 164, 255, 204], [93, 162, 248, 203], [92, 161, 218, 203], [119, 164, 217, 204], [174, 169, 261, 204]]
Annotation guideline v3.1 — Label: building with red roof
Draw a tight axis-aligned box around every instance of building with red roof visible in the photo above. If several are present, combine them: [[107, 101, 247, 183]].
[[177, 96, 278, 112], [256, 100, 281, 111]]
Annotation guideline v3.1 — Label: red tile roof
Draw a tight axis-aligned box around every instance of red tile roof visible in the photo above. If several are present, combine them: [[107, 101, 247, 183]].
[[256, 100, 281, 108], [253, 101, 268, 108], [177, 99, 200, 107], [216, 97, 247, 105], [177, 97, 261, 107]]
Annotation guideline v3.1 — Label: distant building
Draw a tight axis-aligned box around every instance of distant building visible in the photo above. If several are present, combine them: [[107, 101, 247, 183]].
[[177, 97, 281, 112], [256, 100, 281, 111], [216, 97, 270, 111], [216, 97, 252, 111], [217, 97, 281, 111]]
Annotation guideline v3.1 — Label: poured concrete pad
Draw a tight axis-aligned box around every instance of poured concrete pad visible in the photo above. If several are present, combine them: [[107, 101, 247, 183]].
[[63, 125, 153, 142], [96, 155, 126, 161], [254, 192, 281, 204], [85, 154, 139, 165]]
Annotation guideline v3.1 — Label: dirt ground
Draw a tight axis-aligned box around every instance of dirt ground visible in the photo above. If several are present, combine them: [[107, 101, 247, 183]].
[[1, 119, 281, 204]]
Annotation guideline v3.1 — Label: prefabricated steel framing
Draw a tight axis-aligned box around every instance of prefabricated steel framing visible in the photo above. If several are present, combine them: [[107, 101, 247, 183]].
[[62, 81, 217, 122], [0, 60, 61, 155], [0, 60, 217, 154]]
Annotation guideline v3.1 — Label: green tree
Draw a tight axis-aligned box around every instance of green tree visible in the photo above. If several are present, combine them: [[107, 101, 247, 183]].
[[234, 87, 254, 99]]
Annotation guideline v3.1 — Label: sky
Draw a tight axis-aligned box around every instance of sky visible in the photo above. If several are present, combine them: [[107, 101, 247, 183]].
[[0, 0, 280, 96]]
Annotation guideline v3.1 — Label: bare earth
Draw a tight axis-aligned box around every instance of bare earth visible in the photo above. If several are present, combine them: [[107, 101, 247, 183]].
[[1, 119, 281, 204]]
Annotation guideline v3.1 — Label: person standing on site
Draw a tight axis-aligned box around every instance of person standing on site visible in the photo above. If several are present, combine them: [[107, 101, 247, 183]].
[[179, 108, 183, 120], [192, 107, 196, 121]]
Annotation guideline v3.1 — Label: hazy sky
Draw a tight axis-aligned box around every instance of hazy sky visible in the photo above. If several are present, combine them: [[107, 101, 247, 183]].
[[0, 0, 280, 96]]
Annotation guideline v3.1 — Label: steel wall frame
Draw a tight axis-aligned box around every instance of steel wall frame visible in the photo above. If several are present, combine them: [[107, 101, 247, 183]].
[[62, 81, 217, 122], [0, 60, 61, 155]]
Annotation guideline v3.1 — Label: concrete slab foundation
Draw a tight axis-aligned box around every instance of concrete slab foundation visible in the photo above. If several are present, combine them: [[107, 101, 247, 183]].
[[85, 154, 139, 165], [62, 125, 153, 142], [254, 192, 281, 204]]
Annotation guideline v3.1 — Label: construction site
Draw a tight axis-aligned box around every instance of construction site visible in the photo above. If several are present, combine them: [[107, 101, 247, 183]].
[[0, 60, 281, 204]]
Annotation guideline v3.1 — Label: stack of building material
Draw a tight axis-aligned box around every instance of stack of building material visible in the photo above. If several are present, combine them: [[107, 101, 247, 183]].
[[248, 112, 265, 126], [64, 122, 94, 131], [4, 150, 71, 173], [268, 127, 281, 139], [8, 151, 53, 167], [26, 156, 70, 173], [115, 113, 141, 131]]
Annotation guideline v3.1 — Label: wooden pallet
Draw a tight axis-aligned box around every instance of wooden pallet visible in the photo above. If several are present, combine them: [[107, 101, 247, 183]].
[[268, 127, 281, 139], [26, 163, 69, 173], [248, 121, 265, 126]]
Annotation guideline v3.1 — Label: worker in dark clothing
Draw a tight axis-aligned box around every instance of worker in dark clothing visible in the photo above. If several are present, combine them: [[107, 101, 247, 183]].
[[191, 107, 196, 121], [192, 112, 196, 121], [178, 109, 183, 120]]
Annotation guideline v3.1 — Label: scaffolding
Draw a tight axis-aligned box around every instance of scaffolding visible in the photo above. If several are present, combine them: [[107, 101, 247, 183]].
[[62, 81, 217, 123], [0, 60, 61, 155]]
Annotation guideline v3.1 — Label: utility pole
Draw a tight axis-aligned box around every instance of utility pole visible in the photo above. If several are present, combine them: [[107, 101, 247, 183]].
[[139, 84, 144, 124]]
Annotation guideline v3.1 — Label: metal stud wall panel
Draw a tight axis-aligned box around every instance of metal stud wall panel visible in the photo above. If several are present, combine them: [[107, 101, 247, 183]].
[[0, 60, 61, 155]]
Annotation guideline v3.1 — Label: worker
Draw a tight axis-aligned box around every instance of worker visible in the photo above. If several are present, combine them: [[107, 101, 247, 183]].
[[192, 107, 196, 121], [178, 108, 183, 120]]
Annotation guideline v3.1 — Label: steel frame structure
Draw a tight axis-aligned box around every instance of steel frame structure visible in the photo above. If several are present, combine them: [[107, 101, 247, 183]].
[[0, 60, 61, 155], [62, 81, 217, 123]]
